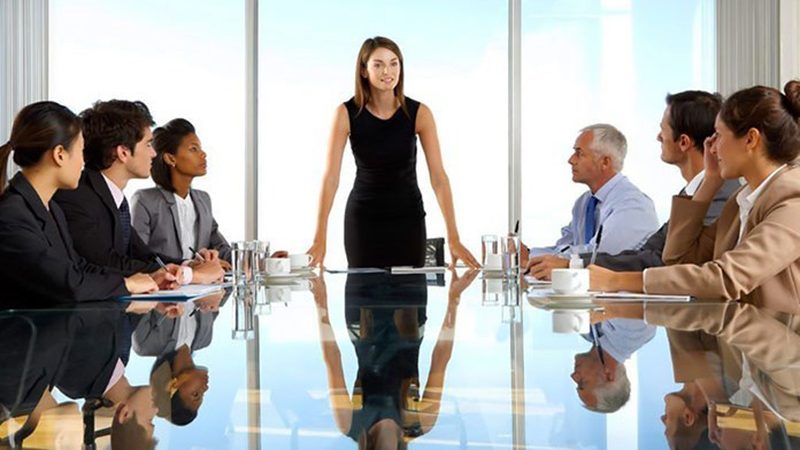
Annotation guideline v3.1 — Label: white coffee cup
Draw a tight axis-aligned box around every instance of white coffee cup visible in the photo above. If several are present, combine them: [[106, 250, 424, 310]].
[[552, 310, 591, 333], [484, 253, 503, 271], [266, 257, 290, 275], [551, 268, 590, 294], [289, 253, 311, 270]]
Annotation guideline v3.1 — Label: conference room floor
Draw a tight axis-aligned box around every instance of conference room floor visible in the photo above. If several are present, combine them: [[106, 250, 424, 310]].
[[1, 271, 797, 449]]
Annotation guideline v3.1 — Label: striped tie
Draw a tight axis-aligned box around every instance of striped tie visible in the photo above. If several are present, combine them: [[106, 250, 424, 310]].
[[118, 197, 132, 253]]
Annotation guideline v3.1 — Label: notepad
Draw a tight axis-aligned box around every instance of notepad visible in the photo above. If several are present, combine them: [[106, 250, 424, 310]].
[[117, 284, 224, 302], [594, 292, 691, 302]]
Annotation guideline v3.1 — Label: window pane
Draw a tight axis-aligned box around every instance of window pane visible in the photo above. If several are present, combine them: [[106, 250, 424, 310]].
[[258, 0, 508, 267], [49, 0, 246, 241], [521, 0, 715, 244], [520, 1, 715, 448]]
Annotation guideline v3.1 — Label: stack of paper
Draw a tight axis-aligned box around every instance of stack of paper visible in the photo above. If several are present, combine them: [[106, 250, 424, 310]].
[[117, 284, 224, 302]]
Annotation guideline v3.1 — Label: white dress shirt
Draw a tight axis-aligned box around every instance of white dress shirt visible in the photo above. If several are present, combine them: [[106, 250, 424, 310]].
[[102, 173, 125, 208], [531, 173, 660, 256], [735, 164, 786, 244], [103, 174, 193, 283], [174, 192, 198, 260]]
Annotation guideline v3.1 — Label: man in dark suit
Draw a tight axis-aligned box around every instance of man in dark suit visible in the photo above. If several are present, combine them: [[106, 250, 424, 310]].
[[53, 100, 223, 284], [527, 90, 741, 276]]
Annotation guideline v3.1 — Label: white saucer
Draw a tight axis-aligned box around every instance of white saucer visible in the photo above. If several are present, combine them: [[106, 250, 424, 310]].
[[528, 297, 600, 311], [548, 292, 595, 300], [482, 268, 507, 279], [528, 289, 596, 301], [290, 267, 315, 275], [264, 272, 301, 280]]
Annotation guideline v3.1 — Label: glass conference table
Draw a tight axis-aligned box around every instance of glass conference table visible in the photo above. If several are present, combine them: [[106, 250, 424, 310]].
[[1, 270, 799, 449]]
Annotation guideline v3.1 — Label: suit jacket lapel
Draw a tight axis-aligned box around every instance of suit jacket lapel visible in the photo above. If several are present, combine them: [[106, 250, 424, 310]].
[[192, 190, 212, 248], [158, 187, 183, 254], [10, 173, 65, 251], [85, 169, 124, 250]]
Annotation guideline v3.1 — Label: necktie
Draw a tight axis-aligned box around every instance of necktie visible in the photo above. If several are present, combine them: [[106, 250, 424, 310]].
[[118, 197, 132, 253], [584, 195, 598, 244]]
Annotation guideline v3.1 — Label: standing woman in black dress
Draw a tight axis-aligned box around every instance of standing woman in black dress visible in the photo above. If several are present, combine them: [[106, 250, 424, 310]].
[[308, 36, 480, 269]]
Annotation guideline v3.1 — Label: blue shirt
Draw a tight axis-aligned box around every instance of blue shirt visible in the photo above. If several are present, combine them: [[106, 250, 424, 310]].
[[581, 319, 656, 363], [531, 173, 660, 256]]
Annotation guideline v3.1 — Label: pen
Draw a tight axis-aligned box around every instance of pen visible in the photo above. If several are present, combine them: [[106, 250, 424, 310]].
[[154, 255, 168, 270], [188, 246, 205, 261], [514, 219, 519, 235], [589, 225, 604, 266]]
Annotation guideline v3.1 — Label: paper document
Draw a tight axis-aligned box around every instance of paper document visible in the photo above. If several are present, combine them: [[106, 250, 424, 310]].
[[391, 266, 447, 274], [117, 284, 224, 302], [594, 292, 691, 302]]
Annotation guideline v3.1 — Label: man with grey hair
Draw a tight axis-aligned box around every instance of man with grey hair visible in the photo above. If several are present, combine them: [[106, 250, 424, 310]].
[[572, 318, 656, 413], [525, 124, 659, 263]]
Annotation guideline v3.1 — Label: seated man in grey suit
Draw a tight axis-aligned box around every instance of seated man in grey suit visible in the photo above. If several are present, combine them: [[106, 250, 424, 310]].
[[528, 90, 740, 278]]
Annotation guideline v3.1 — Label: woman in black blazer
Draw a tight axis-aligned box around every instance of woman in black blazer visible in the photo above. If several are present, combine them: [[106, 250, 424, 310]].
[[0, 101, 158, 306]]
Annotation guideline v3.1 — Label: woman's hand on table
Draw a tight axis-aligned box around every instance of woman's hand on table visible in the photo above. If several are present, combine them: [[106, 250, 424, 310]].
[[449, 240, 480, 269], [307, 240, 326, 268]]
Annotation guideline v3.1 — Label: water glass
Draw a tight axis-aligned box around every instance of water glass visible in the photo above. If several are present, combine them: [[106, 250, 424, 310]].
[[253, 240, 270, 281], [482, 277, 508, 305], [481, 234, 499, 267], [232, 286, 255, 340], [503, 235, 521, 275], [232, 241, 256, 286]]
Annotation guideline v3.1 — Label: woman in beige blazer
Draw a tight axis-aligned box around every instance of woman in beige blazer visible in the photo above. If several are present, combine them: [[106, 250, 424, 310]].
[[131, 119, 232, 266], [591, 81, 800, 314]]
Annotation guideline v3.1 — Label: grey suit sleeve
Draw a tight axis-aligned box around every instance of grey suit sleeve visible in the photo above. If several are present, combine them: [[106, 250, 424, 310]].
[[705, 179, 740, 225], [130, 191, 152, 246], [581, 222, 668, 271]]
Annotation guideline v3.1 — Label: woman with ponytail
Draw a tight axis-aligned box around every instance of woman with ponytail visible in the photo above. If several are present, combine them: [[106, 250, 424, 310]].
[[0, 101, 158, 306], [591, 81, 800, 314]]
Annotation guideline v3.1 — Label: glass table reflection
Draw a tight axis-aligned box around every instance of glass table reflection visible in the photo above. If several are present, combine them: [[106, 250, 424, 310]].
[[2, 271, 800, 449]]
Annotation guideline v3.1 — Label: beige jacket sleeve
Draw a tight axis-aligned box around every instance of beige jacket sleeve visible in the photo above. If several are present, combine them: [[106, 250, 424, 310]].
[[661, 195, 717, 266], [645, 196, 800, 300]]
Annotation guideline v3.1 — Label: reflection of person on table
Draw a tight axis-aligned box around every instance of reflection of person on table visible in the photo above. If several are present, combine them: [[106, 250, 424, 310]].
[[571, 318, 655, 413], [312, 269, 478, 447], [523, 123, 659, 267], [591, 82, 800, 315], [132, 118, 233, 271], [527, 91, 739, 279], [599, 300, 800, 448], [133, 292, 224, 425], [0, 305, 159, 449], [0, 101, 158, 306], [307, 36, 479, 269]]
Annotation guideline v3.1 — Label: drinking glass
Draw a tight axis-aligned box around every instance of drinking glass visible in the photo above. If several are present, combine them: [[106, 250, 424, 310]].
[[481, 234, 499, 267], [231, 241, 256, 286]]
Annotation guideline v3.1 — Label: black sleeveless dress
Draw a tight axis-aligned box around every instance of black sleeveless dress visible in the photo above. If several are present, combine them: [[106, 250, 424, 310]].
[[343, 97, 426, 268]]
